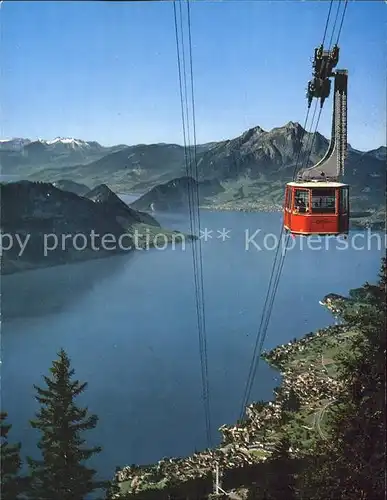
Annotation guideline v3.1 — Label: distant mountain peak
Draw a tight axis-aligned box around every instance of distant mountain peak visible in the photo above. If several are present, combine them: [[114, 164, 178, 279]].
[[271, 121, 306, 136], [43, 137, 99, 149], [285, 120, 301, 128], [46, 137, 82, 144], [0, 137, 29, 143], [239, 125, 266, 144], [285, 121, 305, 132], [0, 138, 31, 151], [242, 125, 266, 136]]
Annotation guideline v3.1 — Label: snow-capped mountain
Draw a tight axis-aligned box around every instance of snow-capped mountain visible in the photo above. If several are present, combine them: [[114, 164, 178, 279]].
[[37, 137, 104, 150], [0, 137, 104, 151], [0, 138, 31, 151], [0, 136, 127, 173]]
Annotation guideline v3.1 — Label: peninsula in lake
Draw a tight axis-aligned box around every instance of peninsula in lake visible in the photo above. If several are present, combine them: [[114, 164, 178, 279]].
[[0, 180, 192, 275]]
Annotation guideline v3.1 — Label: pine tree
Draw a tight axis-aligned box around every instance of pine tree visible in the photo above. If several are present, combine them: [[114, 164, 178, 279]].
[[298, 257, 386, 499], [27, 348, 105, 500], [1, 412, 24, 500]]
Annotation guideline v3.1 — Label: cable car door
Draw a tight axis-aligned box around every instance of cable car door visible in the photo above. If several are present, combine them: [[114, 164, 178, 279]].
[[339, 186, 349, 233]]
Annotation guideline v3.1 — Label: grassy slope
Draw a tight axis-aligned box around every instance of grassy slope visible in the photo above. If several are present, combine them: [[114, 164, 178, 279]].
[[262, 323, 358, 451]]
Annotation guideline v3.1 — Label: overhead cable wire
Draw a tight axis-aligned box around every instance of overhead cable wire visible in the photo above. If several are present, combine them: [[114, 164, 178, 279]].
[[300, 101, 321, 172], [328, 0, 343, 49], [239, 108, 311, 419], [336, 0, 349, 45], [321, 0, 334, 46], [239, 0, 343, 418], [186, 0, 212, 447], [173, 0, 212, 447]]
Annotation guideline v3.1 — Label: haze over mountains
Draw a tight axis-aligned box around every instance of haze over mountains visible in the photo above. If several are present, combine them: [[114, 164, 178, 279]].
[[1, 122, 385, 216], [0, 137, 125, 174]]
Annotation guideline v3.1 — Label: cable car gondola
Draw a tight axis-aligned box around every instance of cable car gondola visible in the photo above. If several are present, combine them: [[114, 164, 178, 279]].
[[284, 47, 349, 237], [284, 180, 349, 236]]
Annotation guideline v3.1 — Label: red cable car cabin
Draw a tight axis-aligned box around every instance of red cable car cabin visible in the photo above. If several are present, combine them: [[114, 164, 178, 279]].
[[283, 181, 349, 236]]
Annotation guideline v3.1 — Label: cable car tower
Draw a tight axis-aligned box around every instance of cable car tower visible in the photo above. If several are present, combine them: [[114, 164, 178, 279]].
[[284, 44, 349, 236]]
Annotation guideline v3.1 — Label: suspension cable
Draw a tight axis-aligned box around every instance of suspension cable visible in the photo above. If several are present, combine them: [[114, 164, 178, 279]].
[[253, 111, 323, 379], [186, 0, 212, 447], [239, 108, 311, 419], [335, 0, 349, 45], [239, 0, 346, 418], [328, 0, 342, 49], [300, 101, 322, 172], [173, 0, 212, 447], [321, 0, 334, 46]]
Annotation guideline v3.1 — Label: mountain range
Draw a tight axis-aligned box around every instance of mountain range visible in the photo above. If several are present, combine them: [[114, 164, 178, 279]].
[[1, 123, 385, 217], [0, 137, 126, 176]]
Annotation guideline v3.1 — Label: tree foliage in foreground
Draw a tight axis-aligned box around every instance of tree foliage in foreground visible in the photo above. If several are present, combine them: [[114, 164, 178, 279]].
[[27, 348, 105, 500], [1, 412, 25, 500], [297, 257, 386, 499]]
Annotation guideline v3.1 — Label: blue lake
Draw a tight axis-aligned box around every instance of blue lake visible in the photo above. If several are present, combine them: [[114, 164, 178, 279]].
[[1, 209, 384, 480]]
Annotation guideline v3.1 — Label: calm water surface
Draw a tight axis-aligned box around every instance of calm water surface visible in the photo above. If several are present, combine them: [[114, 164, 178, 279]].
[[1, 208, 384, 479]]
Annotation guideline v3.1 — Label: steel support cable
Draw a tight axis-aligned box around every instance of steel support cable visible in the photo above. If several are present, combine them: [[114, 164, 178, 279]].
[[240, 74, 325, 419], [335, 0, 349, 45], [173, 0, 212, 447], [328, 0, 343, 49], [186, 0, 212, 447], [177, 1, 195, 199], [251, 107, 324, 414], [177, 1, 196, 233], [254, 107, 323, 371], [238, 233, 288, 420], [300, 101, 321, 172], [176, 0, 202, 332], [252, 110, 336, 421], [240, 0, 348, 421], [174, 2, 200, 344], [241, 103, 324, 419], [175, 0, 206, 417], [256, 107, 319, 355], [173, 1, 198, 308], [299, 100, 318, 172], [301, 0, 348, 175], [175, 3, 209, 447], [239, 108, 311, 419], [321, 0, 334, 46], [303, 106, 324, 171]]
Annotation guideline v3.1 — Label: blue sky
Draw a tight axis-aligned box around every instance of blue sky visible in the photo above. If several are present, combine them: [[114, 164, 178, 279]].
[[1, 1, 385, 150]]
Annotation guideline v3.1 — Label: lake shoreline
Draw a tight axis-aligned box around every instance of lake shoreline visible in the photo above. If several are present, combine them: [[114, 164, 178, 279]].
[[114, 295, 353, 497], [3, 209, 382, 495], [0, 226, 196, 276], [120, 193, 385, 231]]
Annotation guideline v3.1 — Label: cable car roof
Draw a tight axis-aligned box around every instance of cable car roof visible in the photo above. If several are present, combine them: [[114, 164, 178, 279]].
[[286, 181, 348, 188]]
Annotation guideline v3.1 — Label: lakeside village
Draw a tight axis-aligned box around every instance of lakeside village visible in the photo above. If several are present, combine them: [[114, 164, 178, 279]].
[[114, 310, 350, 497]]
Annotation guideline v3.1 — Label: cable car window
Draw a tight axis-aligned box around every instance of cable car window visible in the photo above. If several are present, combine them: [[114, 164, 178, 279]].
[[294, 189, 309, 213], [285, 187, 292, 209], [340, 187, 348, 213], [311, 188, 336, 214]]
